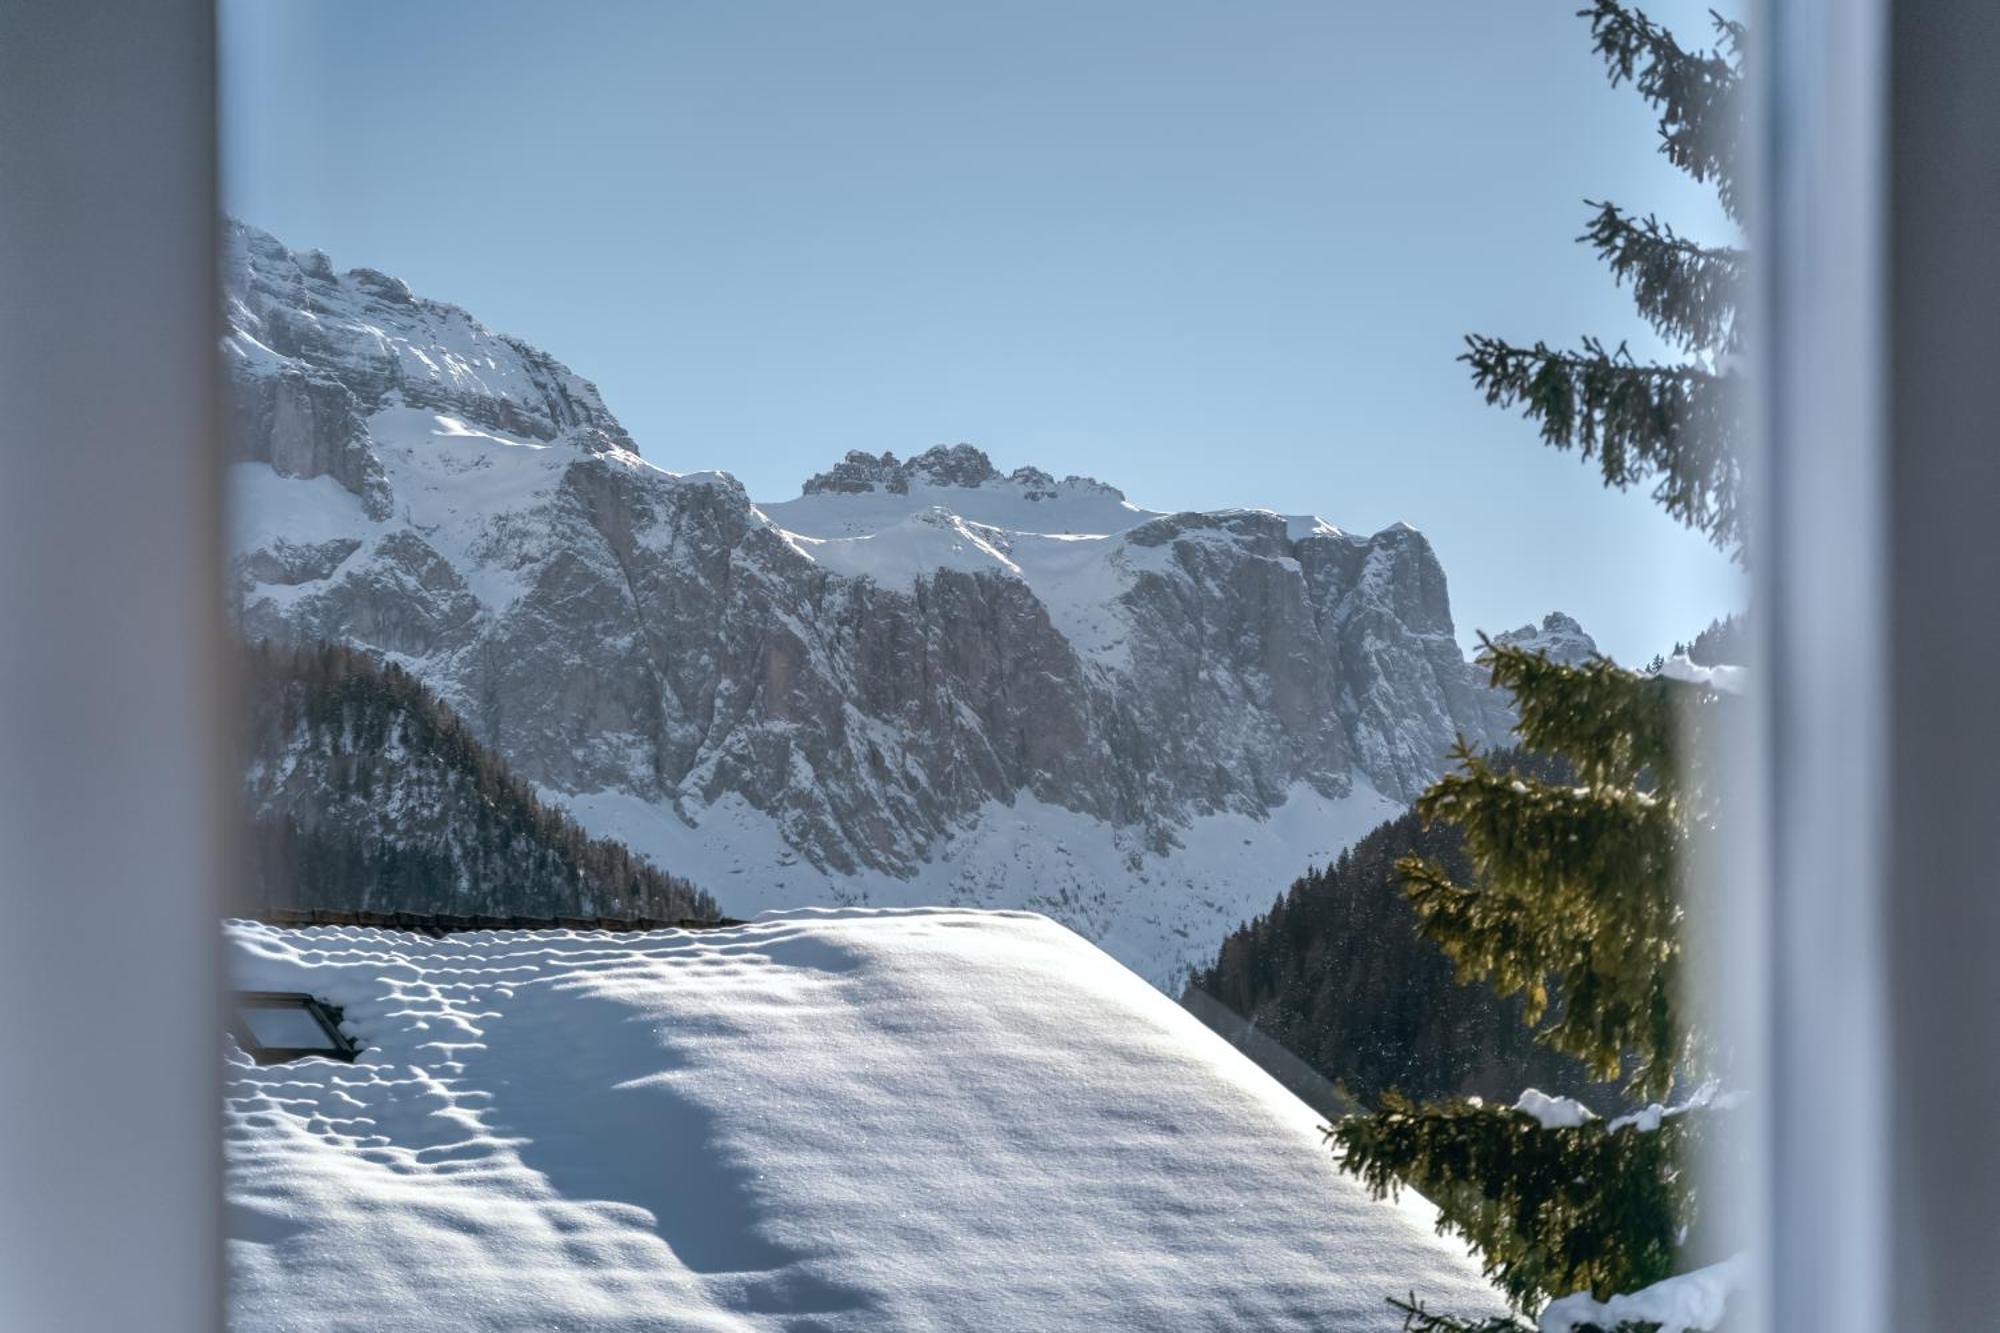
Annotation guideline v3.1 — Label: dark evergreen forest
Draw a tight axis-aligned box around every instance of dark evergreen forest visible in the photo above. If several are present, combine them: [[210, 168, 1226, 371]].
[[1187, 755, 1621, 1111], [1677, 613, 1746, 666], [242, 640, 717, 922]]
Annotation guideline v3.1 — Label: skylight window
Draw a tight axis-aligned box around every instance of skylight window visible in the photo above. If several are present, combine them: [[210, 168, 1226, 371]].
[[231, 992, 358, 1064]]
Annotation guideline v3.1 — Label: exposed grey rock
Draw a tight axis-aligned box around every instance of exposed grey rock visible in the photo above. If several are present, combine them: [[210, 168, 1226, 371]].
[[222, 218, 634, 501], [1491, 610, 1601, 667], [239, 537, 361, 590], [802, 449, 909, 495], [227, 364, 391, 518], [802, 443, 1123, 504], [222, 221, 1574, 983]]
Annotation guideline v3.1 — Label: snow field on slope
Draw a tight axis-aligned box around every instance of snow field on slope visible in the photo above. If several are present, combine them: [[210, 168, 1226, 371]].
[[232, 406, 711, 618], [225, 911, 1506, 1332], [783, 508, 1023, 586], [552, 779, 1404, 990], [782, 518, 1148, 668], [759, 485, 1359, 672], [1004, 530, 1146, 666], [230, 463, 379, 554]]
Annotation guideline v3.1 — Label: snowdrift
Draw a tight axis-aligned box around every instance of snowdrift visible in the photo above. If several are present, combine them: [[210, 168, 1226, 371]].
[[225, 909, 1506, 1331]]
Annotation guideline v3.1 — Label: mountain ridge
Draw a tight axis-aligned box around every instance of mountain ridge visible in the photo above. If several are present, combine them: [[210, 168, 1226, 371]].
[[799, 443, 1125, 502], [221, 220, 1591, 984]]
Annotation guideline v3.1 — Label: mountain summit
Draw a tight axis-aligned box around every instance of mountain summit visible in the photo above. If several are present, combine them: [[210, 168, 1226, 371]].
[[224, 222, 1547, 984], [1492, 611, 1601, 667], [801, 443, 1124, 503]]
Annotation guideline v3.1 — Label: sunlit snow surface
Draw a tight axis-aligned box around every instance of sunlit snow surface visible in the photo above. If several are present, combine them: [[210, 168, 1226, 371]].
[[1540, 1255, 1745, 1333], [225, 912, 1506, 1332]]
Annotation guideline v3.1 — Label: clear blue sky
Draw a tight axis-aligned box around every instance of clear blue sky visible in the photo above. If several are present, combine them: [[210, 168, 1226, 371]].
[[221, 0, 1742, 664]]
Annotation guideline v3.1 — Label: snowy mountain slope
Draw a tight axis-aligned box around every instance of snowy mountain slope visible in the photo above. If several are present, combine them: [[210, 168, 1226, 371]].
[[557, 776, 1404, 990], [223, 221, 1541, 985], [224, 912, 1509, 1331]]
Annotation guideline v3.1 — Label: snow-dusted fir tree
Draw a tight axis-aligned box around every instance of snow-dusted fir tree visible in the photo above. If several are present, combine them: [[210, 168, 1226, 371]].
[[1327, 6, 1748, 1329]]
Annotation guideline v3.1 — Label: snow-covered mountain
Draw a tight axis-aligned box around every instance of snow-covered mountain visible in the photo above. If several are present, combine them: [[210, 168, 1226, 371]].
[[223, 220, 1554, 985], [1492, 611, 1601, 667]]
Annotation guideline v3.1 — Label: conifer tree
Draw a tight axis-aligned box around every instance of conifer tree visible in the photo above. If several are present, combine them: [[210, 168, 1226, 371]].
[[1463, 1, 1747, 557], [1326, 6, 1749, 1328]]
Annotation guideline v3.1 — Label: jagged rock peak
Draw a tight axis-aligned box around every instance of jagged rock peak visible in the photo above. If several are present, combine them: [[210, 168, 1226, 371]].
[[1491, 611, 1600, 666], [801, 444, 1124, 501], [222, 218, 636, 455]]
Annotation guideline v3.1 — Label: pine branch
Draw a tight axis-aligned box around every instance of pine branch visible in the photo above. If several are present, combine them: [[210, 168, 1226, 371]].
[[1412, 765, 1675, 917], [1581, 1, 1746, 222], [1402, 712, 1696, 1097], [1401, 776, 1682, 1092], [1329, 1095, 1718, 1309], [1400, 657, 1740, 1096], [1482, 642, 1741, 835], [1387, 1294, 1535, 1332], [1581, 201, 1743, 353], [1462, 334, 1743, 557], [1479, 643, 1683, 792]]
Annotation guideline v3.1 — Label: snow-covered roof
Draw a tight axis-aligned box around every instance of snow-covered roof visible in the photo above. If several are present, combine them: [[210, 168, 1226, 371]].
[[225, 908, 1505, 1330]]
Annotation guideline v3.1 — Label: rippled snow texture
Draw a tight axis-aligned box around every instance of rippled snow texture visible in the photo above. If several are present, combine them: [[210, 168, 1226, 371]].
[[225, 911, 1506, 1332]]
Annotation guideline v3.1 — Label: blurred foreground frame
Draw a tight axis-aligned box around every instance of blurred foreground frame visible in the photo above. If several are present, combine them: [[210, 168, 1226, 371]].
[[1759, 0, 2000, 1326], [1, 1, 227, 1330]]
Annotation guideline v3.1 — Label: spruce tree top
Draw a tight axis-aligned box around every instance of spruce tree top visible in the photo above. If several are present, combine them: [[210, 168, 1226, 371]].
[[1464, 2, 1747, 555]]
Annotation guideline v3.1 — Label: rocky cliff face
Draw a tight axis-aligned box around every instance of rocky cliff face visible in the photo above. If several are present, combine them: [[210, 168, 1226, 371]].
[[223, 221, 1557, 983]]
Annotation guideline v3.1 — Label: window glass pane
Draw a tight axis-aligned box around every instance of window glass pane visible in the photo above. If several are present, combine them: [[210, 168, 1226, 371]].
[[240, 1005, 332, 1051], [216, 3, 1759, 1329]]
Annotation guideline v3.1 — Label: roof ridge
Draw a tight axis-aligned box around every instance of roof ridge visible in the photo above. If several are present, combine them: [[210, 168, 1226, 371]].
[[236, 907, 743, 936]]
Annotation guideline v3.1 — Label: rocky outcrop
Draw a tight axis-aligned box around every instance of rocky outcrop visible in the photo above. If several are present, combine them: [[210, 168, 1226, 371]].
[[802, 444, 1122, 504], [227, 364, 391, 516], [1491, 611, 1601, 667], [222, 219, 632, 514]]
